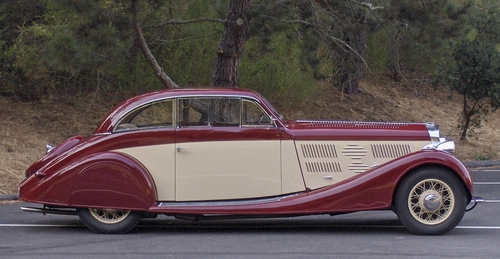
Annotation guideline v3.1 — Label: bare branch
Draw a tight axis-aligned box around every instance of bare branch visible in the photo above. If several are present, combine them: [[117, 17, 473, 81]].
[[350, 0, 384, 11], [355, 1, 412, 84], [276, 18, 314, 27], [151, 18, 226, 28], [131, 0, 179, 89], [265, 14, 369, 70], [154, 31, 222, 44], [168, 2, 182, 33]]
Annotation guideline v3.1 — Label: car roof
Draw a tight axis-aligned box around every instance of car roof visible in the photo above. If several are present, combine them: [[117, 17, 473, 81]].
[[93, 87, 267, 134]]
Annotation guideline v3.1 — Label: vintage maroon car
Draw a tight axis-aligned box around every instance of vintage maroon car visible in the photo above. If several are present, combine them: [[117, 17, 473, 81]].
[[19, 88, 478, 234]]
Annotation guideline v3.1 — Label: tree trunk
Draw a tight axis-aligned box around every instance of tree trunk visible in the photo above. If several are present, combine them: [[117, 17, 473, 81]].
[[331, 2, 367, 95], [389, 29, 404, 82], [131, 0, 179, 89], [460, 94, 476, 141], [211, 0, 252, 88]]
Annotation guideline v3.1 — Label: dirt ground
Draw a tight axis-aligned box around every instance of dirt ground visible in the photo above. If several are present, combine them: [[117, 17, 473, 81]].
[[1, 78, 499, 194]]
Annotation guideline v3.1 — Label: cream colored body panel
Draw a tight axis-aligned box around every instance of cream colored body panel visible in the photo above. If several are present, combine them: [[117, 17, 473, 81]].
[[281, 140, 306, 193], [295, 140, 430, 190], [115, 144, 176, 201], [115, 139, 429, 202], [175, 140, 281, 201]]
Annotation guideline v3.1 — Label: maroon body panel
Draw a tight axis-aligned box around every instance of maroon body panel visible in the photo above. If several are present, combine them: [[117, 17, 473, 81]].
[[288, 121, 431, 141], [70, 152, 157, 210], [24, 135, 84, 178], [176, 126, 281, 143], [20, 152, 157, 210]]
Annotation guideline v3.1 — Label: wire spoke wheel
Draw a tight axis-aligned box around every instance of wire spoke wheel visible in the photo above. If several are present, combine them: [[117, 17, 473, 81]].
[[408, 179, 454, 225], [89, 208, 131, 224], [395, 167, 467, 235]]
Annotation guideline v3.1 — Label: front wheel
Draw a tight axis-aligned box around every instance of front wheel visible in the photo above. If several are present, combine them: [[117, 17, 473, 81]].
[[394, 167, 468, 235], [77, 208, 142, 234]]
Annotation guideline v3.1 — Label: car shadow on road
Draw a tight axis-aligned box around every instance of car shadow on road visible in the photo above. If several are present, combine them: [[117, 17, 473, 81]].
[[132, 216, 409, 235]]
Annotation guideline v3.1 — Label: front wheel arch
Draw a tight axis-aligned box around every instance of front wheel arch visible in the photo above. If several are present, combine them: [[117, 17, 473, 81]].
[[393, 165, 468, 235], [394, 164, 472, 204]]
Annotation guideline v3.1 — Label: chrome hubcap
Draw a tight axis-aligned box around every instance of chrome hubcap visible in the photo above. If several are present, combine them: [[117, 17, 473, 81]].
[[422, 193, 441, 212]]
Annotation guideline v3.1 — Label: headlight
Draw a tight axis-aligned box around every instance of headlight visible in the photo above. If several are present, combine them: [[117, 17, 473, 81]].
[[423, 140, 455, 155]]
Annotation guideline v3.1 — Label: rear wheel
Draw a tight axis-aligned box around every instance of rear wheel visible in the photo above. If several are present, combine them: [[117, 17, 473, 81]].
[[394, 167, 467, 235], [77, 208, 142, 234]]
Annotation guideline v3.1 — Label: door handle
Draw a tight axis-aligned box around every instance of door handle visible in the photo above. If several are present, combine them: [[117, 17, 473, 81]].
[[176, 146, 187, 152], [35, 171, 47, 178]]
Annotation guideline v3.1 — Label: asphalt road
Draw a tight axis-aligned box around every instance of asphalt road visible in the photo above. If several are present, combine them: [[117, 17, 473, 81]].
[[1, 167, 499, 259]]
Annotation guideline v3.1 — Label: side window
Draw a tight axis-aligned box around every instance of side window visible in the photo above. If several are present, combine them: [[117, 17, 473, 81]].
[[178, 98, 240, 127], [115, 99, 174, 131], [242, 100, 273, 126]]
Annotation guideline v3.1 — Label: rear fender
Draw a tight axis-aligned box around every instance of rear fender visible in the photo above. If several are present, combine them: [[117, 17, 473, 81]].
[[70, 152, 157, 211]]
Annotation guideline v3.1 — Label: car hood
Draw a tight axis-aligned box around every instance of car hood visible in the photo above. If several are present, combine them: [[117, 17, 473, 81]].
[[285, 120, 431, 141]]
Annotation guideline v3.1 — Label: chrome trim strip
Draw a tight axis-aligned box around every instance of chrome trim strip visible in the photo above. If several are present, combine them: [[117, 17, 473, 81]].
[[93, 132, 112, 136], [21, 206, 78, 215], [159, 194, 298, 207]]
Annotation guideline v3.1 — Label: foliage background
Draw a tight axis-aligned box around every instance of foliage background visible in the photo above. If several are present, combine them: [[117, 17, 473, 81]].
[[2, 0, 486, 103], [1, 0, 500, 194]]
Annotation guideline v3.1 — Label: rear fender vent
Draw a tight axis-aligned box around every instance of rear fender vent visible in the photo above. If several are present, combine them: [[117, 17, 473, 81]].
[[371, 144, 412, 158]]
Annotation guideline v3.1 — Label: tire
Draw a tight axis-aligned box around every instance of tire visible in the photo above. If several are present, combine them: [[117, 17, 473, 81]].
[[394, 167, 467, 235], [77, 208, 142, 234]]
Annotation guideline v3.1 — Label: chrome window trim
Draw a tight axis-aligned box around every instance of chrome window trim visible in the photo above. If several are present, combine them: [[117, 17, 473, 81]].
[[176, 96, 242, 128], [112, 93, 281, 132], [241, 99, 276, 128], [113, 99, 175, 133]]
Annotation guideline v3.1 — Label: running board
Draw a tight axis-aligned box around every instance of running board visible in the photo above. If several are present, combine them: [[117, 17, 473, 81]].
[[173, 213, 305, 221], [21, 206, 78, 216], [159, 193, 299, 207]]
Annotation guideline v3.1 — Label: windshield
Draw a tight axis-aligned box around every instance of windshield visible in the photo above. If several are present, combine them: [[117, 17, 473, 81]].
[[257, 93, 284, 121]]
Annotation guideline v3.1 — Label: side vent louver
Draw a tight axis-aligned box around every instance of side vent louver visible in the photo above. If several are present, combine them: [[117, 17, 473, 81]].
[[300, 143, 341, 173], [300, 143, 338, 158], [371, 144, 412, 158], [305, 162, 342, 173], [341, 143, 369, 173]]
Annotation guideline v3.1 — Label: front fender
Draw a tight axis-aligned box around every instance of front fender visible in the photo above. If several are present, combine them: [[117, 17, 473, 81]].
[[307, 149, 474, 213], [390, 150, 473, 196], [69, 152, 158, 211], [302, 149, 474, 213]]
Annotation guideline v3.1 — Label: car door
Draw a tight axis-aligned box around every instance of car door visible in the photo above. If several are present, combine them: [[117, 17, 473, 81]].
[[175, 97, 281, 201]]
